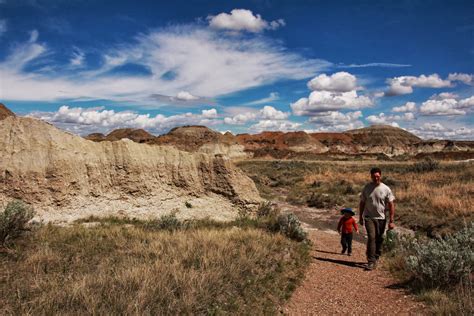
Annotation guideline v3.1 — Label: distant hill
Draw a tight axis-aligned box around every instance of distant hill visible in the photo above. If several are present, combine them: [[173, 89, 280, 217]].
[[345, 125, 422, 146]]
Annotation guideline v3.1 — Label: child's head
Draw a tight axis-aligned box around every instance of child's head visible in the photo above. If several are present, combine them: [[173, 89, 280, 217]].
[[340, 208, 355, 217]]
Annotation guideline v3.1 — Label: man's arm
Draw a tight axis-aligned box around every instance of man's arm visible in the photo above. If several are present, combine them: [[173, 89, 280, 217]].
[[359, 200, 365, 226], [388, 201, 395, 230]]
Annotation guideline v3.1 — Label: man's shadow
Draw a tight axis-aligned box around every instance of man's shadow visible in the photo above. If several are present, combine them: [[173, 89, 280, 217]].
[[313, 251, 367, 269]]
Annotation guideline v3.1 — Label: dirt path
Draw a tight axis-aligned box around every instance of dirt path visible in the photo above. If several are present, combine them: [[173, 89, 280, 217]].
[[278, 203, 427, 315]]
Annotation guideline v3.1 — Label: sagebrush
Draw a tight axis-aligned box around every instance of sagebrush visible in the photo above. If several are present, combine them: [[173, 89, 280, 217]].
[[0, 200, 34, 245]]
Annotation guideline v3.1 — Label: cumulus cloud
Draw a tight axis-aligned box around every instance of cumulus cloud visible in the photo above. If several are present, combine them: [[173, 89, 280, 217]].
[[392, 101, 416, 113], [208, 9, 285, 33], [249, 120, 301, 132], [308, 110, 362, 126], [223, 105, 288, 125], [0, 27, 329, 103], [430, 92, 459, 100], [366, 112, 415, 125], [448, 73, 474, 86], [291, 90, 372, 115], [385, 74, 452, 96], [175, 91, 199, 101], [307, 72, 357, 92], [409, 123, 473, 140], [29, 105, 221, 135], [420, 96, 474, 115]]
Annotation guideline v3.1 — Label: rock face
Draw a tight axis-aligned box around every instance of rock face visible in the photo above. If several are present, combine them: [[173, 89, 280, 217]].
[[0, 117, 262, 223], [0, 103, 15, 120]]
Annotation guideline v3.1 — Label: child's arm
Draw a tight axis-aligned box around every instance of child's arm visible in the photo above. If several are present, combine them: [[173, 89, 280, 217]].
[[353, 218, 359, 233], [337, 217, 343, 233]]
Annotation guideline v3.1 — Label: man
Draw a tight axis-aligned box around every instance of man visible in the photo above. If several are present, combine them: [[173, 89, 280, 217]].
[[359, 167, 395, 271]]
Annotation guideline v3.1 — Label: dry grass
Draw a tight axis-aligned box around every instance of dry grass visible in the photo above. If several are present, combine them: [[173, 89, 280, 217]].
[[0, 222, 309, 314], [237, 160, 474, 235]]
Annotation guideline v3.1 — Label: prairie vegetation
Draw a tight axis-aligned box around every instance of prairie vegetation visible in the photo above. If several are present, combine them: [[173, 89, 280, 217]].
[[237, 159, 473, 236], [0, 212, 310, 314]]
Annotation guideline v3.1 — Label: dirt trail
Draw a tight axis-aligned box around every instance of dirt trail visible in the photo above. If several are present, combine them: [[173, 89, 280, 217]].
[[280, 203, 426, 315]]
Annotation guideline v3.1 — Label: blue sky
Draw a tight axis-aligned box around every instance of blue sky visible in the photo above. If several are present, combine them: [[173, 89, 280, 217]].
[[1, 0, 473, 139]]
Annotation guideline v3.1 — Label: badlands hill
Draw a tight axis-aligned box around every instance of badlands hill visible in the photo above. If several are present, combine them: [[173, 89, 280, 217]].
[[88, 124, 474, 159], [0, 109, 262, 223]]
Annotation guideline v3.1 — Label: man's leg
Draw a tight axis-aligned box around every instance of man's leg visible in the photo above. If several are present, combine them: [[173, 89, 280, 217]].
[[365, 218, 377, 263], [375, 219, 387, 260]]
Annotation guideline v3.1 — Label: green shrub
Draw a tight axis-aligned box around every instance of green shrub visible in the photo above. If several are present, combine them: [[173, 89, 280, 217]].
[[276, 213, 308, 242], [307, 192, 339, 208], [145, 213, 182, 231], [405, 224, 473, 288], [0, 200, 35, 245], [410, 158, 440, 173]]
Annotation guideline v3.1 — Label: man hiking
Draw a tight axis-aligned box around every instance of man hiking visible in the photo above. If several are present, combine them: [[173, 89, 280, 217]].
[[359, 167, 395, 271]]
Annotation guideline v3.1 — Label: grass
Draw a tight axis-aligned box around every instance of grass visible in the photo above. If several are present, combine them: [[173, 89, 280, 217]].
[[0, 218, 310, 314], [237, 160, 474, 236]]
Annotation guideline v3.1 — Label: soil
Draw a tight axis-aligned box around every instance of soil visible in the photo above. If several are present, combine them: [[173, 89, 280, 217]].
[[279, 203, 427, 315]]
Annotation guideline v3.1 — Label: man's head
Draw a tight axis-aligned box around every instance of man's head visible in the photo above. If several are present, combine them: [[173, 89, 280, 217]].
[[370, 167, 382, 185]]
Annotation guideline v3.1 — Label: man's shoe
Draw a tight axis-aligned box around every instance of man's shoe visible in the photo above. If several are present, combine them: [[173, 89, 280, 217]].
[[365, 262, 376, 271], [341, 250, 346, 254], [347, 253, 352, 256]]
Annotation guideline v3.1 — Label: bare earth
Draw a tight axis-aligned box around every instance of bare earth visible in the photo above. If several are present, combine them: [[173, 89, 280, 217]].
[[284, 228, 426, 315]]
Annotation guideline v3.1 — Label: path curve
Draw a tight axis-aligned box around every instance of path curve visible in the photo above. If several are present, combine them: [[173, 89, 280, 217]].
[[283, 228, 426, 315]]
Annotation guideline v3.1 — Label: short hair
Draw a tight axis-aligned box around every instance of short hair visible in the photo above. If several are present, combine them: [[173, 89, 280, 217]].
[[370, 167, 382, 175]]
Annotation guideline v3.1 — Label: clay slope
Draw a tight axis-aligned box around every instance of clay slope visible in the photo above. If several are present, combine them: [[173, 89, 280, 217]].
[[236, 131, 328, 158], [0, 116, 262, 223], [0, 103, 15, 120]]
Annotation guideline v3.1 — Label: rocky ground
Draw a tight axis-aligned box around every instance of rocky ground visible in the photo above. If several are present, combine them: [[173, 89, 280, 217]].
[[279, 203, 426, 315]]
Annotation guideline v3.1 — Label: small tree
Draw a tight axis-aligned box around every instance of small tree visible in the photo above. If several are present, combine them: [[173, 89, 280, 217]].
[[0, 200, 35, 245]]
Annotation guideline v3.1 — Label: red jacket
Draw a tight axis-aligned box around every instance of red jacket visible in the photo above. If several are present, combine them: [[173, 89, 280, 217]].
[[337, 216, 358, 234]]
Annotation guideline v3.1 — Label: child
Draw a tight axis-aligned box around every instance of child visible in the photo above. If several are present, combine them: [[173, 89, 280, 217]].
[[337, 208, 359, 256]]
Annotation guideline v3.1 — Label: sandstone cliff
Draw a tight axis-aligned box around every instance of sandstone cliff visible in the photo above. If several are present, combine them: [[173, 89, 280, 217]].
[[0, 116, 262, 223]]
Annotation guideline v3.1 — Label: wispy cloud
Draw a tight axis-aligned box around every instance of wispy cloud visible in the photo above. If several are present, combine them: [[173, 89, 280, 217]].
[[338, 62, 411, 68], [0, 19, 7, 37], [245, 92, 279, 105], [0, 27, 330, 105]]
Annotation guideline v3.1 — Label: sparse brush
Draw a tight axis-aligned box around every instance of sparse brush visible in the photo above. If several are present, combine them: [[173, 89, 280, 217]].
[[404, 223, 473, 289], [276, 213, 308, 242], [0, 200, 35, 246], [410, 158, 440, 173]]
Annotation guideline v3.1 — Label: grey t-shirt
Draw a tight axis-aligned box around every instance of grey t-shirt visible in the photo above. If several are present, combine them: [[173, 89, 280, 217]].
[[360, 182, 395, 220]]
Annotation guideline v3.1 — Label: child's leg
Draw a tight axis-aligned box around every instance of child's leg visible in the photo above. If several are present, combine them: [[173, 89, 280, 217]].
[[340, 235, 347, 253], [347, 233, 353, 254]]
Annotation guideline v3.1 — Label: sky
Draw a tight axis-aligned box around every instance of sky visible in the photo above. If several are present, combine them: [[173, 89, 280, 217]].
[[1, 0, 473, 139]]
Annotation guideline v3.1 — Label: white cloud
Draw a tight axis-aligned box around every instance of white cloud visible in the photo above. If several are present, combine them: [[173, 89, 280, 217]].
[[259, 105, 288, 120], [392, 101, 416, 113], [246, 92, 279, 105], [307, 72, 357, 92], [0, 27, 329, 103], [30, 105, 221, 135], [175, 91, 199, 101], [409, 123, 473, 140], [70, 48, 85, 67], [208, 9, 285, 33], [291, 90, 372, 115], [419, 98, 465, 116], [430, 92, 459, 100], [448, 73, 474, 86], [308, 110, 362, 126], [223, 105, 287, 125], [458, 96, 474, 109], [201, 108, 217, 118], [366, 113, 400, 127], [249, 120, 301, 132], [385, 74, 452, 96], [340, 62, 411, 68]]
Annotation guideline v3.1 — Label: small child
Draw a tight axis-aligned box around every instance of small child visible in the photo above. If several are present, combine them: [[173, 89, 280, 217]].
[[337, 208, 359, 256]]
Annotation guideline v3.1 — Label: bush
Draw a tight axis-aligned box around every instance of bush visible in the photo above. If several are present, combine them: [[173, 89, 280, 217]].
[[307, 192, 339, 208], [404, 223, 473, 288], [410, 158, 440, 173], [0, 200, 35, 245], [276, 213, 308, 242], [145, 213, 182, 231]]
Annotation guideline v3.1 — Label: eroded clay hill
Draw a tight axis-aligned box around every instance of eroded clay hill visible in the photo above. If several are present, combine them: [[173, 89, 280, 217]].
[[0, 116, 262, 223]]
